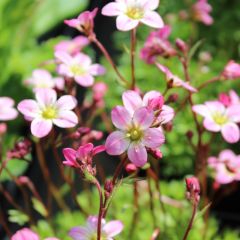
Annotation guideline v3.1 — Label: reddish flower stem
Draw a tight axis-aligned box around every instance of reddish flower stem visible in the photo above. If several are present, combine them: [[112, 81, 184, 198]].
[[182, 203, 197, 240], [91, 36, 128, 85]]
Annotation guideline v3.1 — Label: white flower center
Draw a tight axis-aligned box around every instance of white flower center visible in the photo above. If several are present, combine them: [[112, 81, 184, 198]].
[[41, 106, 57, 119], [212, 112, 228, 125]]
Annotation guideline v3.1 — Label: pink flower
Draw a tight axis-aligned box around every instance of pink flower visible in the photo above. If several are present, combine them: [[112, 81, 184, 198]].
[[222, 60, 240, 80], [218, 90, 239, 107], [17, 89, 78, 138], [185, 176, 200, 204], [105, 98, 165, 166], [192, 0, 213, 26], [208, 150, 240, 184], [140, 26, 176, 64], [25, 69, 64, 91], [63, 143, 105, 168], [69, 216, 123, 240], [102, 0, 164, 31], [55, 36, 89, 55], [192, 101, 240, 143], [55, 51, 105, 87], [11, 228, 39, 240], [0, 97, 18, 121], [156, 63, 197, 92], [64, 8, 98, 36]]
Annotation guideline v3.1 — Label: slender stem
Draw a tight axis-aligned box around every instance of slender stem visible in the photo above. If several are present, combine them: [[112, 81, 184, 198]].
[[130, 28, 137, 90], [182, 204, 197, 240], [95, 180, 103, 240], [91, 36, 128, 85], [147, 175, 157, 228], [197, 77, 220, 90], [0, 206, 12, 238]]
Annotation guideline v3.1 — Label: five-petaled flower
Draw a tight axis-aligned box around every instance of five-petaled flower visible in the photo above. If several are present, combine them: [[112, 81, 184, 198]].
[[156, 63, 197, 92], [0, 97, 18, 121], [18, 89, 78, 138], [25, 69, 64, 91], [55, 51, 105, 87], [69, 216, 123, 240], [208, 149, 240, 184], [192, 100, 240, 143], [102, 0, 164, 31], [105, 90, 168, 167]]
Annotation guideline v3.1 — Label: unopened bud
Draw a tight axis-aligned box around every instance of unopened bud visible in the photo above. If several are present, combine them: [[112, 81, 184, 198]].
[[125, 163, 138, 174], [167, 93, 179, 103], [218, 93, 231, 107], [185, 177, 200, 204], [176, 38, 188, 52], [149, 149, 163, 160], [148, 96, 164, 111], [186, 130, 193, 139]]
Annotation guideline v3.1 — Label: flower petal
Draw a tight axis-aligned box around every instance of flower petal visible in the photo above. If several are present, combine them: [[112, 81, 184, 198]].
[[62, 148, 77, 166], [221, 123, 240, 143], [75, 75, 94, 87], [143, 128, 165, 148], [105, 131, 130, 155], [127, 142, 147, 167], [219, 149, 236, 162], [203, 118, 221, 132], [102, 2, 122, 16], [122, 90, 143, 115], [103, 220, 124, 237], [158, 105, 174, 124], [133, 107, 154, 130], [142, 90, 161, 106], [53, 111, 78, 128], [35, 89, 57, 107], [140, 11, 164, 28], [226, 104, 240, 122], [0, 108, 18, 121], [111, 106, 131, 130], [69, 226, 88, 240], [17, 100, 39, 120], [0, 97, 15, 107], [89, 64, 106, 76], [143, 0, 159, 10], [56, 95, 77, 110], [31, 118, 52, 138], [116, 15, 139, 31], [55, 51, 73, 64], [192, 104, 211, 118], [77, 143, 94, 159]]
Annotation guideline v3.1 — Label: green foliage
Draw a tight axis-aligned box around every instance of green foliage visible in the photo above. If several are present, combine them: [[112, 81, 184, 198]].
[[8, 209, 29, 226]]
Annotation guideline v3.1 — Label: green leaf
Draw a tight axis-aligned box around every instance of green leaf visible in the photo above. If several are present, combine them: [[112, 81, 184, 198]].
[[8, 209, 29, 226], [32, 198, 48, 217]]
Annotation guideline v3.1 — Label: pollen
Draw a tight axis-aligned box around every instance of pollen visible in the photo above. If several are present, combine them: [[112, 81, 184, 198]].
[[127, 127, 143, 141], [70, 64, 86, 76], [126, 7, 144, 20], [42, 106, 57, 119], [212, 112, 228, 125]]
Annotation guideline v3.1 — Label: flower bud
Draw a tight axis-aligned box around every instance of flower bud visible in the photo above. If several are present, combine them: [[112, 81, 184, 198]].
[[148, 96, 164, 111], [167, 93, 179, 103], [149, 149, 163, 160], [218, 93, 231, 107], [185, 177, 200, 205], [125, 163, 138, 174], [186, 130, 193, 139], [176, 38, 188, 53]]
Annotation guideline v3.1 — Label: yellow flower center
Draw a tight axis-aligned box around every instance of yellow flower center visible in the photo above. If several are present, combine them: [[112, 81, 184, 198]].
[[126, 127, 143, 141], [212, 112, 228, 125], [42, 106, 57, 119], [126, 7, 144, 20], [70, 64, 86, 76]]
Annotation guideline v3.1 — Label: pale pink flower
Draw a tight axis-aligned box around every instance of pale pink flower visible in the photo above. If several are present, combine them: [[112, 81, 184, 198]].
[[55, 36, 89, 55], [64, 8, 98, 36], [122, 90, 174, 125], [102, 0, 164, 31], [69, 216, 123, 240], [156, 63, 197, 92], [140, 26, 176, 64], [0, 97, 18, 121], [17, 89, 78, 138], [11, 228, 39, 240], [222, 60, 240, 80], [25, 69, 64, 91], [105, 101, 165, 167], [55, 51, 105, 87], [63, 143, 105, 168], [192, 101, 240, 143], [208, 150, 240, 184], [192, 0, 213, 26]]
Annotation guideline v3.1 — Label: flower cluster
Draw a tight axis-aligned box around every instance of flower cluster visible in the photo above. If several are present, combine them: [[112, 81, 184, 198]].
[[105, 90, 174, 167]]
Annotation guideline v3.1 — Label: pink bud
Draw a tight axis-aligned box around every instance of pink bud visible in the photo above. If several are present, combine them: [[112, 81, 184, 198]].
[[93, 82, 108, 101], [18, 176, 29, 184], [125, 163, 138, 174], [185, 176, 200, 204], [148, 96, 164, 111], [218, 93, 231, 107], [222, 60, 240, 80], [167, 93, 179, 103], [149, 149, 163, 160], [176, 38, 188, 52]]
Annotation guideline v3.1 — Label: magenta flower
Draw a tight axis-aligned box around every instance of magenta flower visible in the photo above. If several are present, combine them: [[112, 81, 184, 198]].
[[222, 60, 240, 80], [192, 0, 213, 26], [102, 0, 164, 31], [63, 143, 105, 168], [105, 92, 166, 166], [156, 63, 197, 93], [219, 90, 239, 107], [55, 51, 105, 87], [25, 69, 64, 91], [208, 150, 240, 184], [69, 216, 123, 240], [140, 26, 176, 64], [55, 36, 89, 55], [64, 8, 98, 36], [0, 97, 18, 121], [192, 101, 240, 143], [17, 89, 78, 138]]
